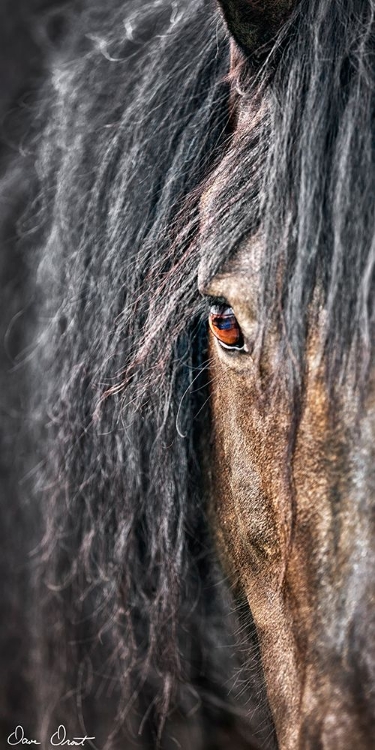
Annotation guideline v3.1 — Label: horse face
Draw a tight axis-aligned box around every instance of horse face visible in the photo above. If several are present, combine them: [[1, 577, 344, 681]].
[[200, 1, 375, 747], [200, 236, 375, 749]]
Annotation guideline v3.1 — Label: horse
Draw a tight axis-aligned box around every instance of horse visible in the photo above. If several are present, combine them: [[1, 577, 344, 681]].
[[1, 0, 375, 748]]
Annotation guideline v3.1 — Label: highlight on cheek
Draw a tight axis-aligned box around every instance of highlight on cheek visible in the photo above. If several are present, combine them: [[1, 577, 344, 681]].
[[208, 305, 245, 350]]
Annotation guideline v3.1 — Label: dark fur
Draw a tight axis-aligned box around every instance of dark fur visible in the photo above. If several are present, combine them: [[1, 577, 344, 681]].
[[1, 0, 375, 747]]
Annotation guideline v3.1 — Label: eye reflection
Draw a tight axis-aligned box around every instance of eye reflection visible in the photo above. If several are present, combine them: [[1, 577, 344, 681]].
[[208, 304, 245, 351]]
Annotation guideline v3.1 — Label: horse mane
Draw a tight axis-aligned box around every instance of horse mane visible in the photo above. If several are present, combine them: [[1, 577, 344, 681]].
[[2, 0, 375, 746], [21, 0, 271, 746]]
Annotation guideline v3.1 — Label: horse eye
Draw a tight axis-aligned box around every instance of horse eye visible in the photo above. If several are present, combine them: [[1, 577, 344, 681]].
[[208, 305, 245, 351]]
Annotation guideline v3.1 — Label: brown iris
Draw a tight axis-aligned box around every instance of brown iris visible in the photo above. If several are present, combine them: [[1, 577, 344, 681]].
[[208, 305, 244, 350]]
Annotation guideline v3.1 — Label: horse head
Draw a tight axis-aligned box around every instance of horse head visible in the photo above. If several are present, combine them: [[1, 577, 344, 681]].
[[198, 0, 375, 747]]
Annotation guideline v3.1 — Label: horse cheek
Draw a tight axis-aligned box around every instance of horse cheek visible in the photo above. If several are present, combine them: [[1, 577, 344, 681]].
[[208, 341, 302, 746]]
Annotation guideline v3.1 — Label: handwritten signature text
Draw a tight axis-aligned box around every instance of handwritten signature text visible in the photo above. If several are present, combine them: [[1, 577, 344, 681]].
[[7, 725, 95, 747]]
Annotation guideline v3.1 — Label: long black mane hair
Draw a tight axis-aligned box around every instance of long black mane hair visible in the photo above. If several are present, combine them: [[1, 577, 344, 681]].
[[1, 0, 375, 747]]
